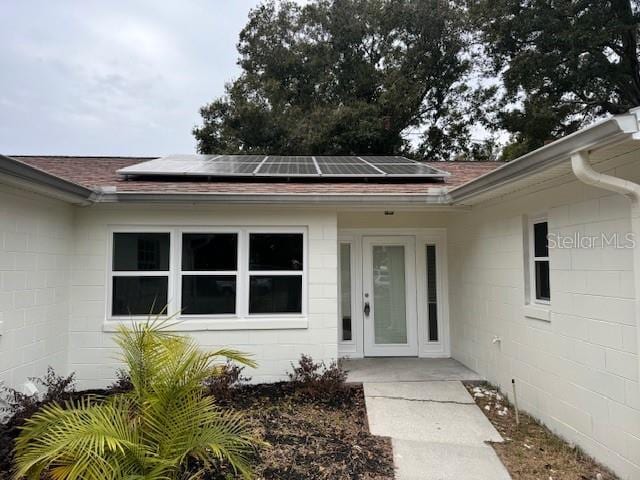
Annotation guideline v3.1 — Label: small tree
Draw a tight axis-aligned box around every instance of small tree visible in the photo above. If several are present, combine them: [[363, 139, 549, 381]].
[[13, 319, 258, 480]]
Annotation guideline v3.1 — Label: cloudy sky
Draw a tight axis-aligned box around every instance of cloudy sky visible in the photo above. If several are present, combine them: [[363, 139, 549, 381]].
[[1, 1, 271, 156]]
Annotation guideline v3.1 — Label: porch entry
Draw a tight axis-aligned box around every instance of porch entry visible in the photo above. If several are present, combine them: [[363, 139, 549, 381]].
[[339, 229, 448, 358]]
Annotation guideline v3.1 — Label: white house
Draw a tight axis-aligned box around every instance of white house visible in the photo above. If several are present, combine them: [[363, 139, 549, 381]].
[[1, 111, 640, 478]]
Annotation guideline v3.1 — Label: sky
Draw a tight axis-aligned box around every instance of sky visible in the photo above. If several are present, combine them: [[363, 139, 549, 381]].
[[1, 1, 268, 156]]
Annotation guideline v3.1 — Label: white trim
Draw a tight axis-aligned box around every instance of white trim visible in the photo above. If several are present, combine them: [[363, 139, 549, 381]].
[[338, 240, 357, 347], [338, 234, 362, 356], [523, 305, 551, 322], [246, 227, 307, 317], [177, 228, 240, 318], [425, 244, 441, 343], [106, 226, 308, 326], [103, 317, 308, 332], [106, 227, 173, 321], [362, 235, 418, 356], [527, 215, 551, 307]]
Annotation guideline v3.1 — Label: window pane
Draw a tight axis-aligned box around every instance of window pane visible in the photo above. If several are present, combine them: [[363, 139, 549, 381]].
[[182, 233, 237, 271], [249, 233, 303, 271], [535, 261, 550, 301], [113, 233, 169, 271], [534, 222, 549, 257], [342, 317, 352, 342], [112, 276, 167, 316], [340, 244, 352, 341], [426, 245, 438, 342], [181, 275, 236, 315], [249, 275, 302, 314]]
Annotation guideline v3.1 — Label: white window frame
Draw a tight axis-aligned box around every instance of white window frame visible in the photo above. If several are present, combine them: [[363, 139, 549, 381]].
[[338, 240, 356, 345], [105, 226, 307, 327], [528, 216, 550, 306], [178, 228, 241, 319], [246, 227, 307, 318], [425, 243, 440, 343], [107, 226, 174, 320]]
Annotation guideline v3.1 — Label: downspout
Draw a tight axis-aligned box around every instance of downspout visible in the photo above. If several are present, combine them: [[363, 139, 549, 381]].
[[571, 150, 640, 382]]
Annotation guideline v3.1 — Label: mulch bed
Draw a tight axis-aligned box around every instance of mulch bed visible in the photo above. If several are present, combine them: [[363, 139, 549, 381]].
[[464, 381, 618, 480], [197, 382, 394, 479], [0, 383, 394, 480]]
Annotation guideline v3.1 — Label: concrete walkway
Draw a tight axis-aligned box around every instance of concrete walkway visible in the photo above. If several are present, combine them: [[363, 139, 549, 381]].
[[344, 359, 511, 480]]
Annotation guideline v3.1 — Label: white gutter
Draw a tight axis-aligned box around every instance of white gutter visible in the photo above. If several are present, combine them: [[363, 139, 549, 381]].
[[96, 191, 450, 205], [571, 150, 640, 384], [0, 155, 96, 205], [450, 114, 639, 204]]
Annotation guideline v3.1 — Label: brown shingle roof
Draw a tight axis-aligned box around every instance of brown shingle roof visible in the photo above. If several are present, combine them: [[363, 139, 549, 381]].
[[11, 156, 502, 195]]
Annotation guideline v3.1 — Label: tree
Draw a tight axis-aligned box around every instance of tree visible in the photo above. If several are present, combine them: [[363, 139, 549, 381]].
[[194, 0, 476, 160], [13, 320, 258, 480], [470, 0, 640, 159]]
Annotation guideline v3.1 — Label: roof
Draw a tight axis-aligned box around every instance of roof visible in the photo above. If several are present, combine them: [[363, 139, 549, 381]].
[[3, 111, 638, 206], [9, 156, 501, 196]]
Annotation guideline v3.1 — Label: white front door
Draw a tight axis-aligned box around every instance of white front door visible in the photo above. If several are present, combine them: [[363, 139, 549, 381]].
[[362, 236, 418, 356]]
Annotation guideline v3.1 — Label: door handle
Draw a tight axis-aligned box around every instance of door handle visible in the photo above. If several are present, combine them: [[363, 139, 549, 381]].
[[364, 301, 370, 316]]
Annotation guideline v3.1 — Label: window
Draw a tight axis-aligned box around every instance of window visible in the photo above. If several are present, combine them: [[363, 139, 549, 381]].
[[339, 243, 353, 342], [111, 233, 170, 316], [180, 233, 238, 315], [530, 219, 550, 303], [248, 233, 303, 314], [109, 229, 305, 319], [426, 245, 439, 342]]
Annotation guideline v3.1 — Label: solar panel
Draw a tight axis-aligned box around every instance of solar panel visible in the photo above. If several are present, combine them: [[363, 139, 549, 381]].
[[318, 163, 383, 176], [117, 154, 450, 180], [200, 163, 259, 174], [314, 156, 363, 165], [265, 156, 316, 165], [257, 163, 319, 175], [376, 164, 447, 176], [361, 156, 419, 165], [214, 155, 265, 163]]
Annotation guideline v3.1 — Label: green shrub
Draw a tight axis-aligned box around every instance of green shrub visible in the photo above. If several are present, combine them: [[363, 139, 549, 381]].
[[13, 319, 259, 480]]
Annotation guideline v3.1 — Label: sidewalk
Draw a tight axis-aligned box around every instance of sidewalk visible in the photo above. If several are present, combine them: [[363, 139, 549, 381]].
[[362, 381, 511, 480]]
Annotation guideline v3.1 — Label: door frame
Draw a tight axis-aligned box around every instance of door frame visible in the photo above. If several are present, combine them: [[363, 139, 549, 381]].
[[362, 235, 418, 356], [338, 228, 450, 359]]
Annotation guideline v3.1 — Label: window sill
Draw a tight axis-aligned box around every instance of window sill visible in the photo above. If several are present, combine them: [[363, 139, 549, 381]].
[[523, 305, 551, 322], [103, 316, 308, 332]]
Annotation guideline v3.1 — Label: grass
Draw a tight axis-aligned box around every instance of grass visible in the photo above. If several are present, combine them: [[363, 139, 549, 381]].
[[464, 382, 618, 480]]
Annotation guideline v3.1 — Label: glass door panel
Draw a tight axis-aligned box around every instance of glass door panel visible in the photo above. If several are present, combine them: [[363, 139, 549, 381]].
[[372, 245, 407, 344], [363, 236, 417, 356]]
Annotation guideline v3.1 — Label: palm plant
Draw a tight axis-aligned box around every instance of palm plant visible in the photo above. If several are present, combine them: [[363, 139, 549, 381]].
[[13, 319, 258, 480]]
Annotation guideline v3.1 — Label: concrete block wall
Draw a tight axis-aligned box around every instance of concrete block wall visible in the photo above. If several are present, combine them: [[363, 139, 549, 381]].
[[448, 152, 640, 478], [69, 205, 339, 387], [0, 184, 73, 390]]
